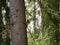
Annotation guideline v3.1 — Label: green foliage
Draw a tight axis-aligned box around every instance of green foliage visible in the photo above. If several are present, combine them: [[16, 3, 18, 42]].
[[42, 0, 60, 45], [25, 0, 60, 45], [0, 0, 59, 45]]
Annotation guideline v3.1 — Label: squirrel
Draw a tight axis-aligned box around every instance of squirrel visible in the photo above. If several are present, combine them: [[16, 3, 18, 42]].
[[26, 20, 30, 28]]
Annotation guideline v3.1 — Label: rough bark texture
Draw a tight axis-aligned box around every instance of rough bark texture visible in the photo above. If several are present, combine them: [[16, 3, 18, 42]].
[[10, 0, 27, 45]]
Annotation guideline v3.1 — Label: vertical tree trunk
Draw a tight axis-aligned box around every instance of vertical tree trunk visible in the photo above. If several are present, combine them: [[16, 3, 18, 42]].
[[39, 0, 44, 38], [10, 0, 27, 45]]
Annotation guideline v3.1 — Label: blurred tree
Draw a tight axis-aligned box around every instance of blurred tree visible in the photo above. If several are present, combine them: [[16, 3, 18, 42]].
[[10, 0, 27, 45]]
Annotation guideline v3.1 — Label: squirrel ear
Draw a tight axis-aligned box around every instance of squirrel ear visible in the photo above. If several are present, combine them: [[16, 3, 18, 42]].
[[26, 20, 30, 24], [26, 20, 30, 28]]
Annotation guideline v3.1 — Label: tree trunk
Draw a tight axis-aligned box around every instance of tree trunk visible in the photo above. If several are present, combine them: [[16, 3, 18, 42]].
[[10, 0, 27, 45], [39, 0, 44, 38]]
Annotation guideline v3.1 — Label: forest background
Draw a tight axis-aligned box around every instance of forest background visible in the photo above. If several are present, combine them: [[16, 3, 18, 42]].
[[0, 0, 60, 45]]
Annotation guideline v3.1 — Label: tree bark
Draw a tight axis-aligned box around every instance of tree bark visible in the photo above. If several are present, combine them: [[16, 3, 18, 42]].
[[10, 0, 27, 45]]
